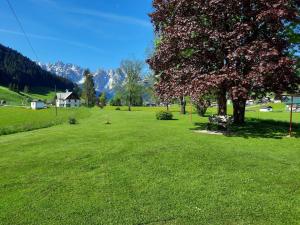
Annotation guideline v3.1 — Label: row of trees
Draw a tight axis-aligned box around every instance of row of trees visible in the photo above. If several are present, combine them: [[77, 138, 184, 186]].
[[81, 59, 150, 110], [8, 83, 30, 93], [148, 0, 300, 124]]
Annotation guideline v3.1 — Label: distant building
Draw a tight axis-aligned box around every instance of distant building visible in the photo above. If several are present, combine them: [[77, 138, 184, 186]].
[[31, 100, 45, 110], [246, 100, 255, 106], [145, 102, 157, 107], [285, 96, 300, 112], [260, 106, 273, 112], [56, 90, 80, 108]]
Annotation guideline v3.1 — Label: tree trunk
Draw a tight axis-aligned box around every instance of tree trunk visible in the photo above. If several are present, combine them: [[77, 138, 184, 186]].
[[128, 94, 132, 111], [217, 89, 227, 116], [233, 100, 246, 124], [180, 96, 186, 114]]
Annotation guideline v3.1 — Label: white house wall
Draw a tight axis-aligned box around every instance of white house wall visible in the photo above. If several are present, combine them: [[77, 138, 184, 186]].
[[56, 99, 80, 108], [31, 102, 45, 110]]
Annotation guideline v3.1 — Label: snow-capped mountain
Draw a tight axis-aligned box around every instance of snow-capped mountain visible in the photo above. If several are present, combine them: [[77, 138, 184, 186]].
[[37, 61, 84, 84], [93, 68, 125, 94], [37, 61, 125, 95]]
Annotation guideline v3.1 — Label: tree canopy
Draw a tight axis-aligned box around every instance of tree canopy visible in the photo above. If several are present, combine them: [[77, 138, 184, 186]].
[[119, 59, 144, 111], [82, 69, 96, 107], [148, 0, 300, 123]]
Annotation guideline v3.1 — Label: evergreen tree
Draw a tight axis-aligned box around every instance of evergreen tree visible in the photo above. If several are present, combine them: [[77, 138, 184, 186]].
[[8, 83, 13, 91], [23, 85, 29, 94], [15, 84, 19, 93], [11, 83, 17, 92], [82, 69, 96, 107], [73, 85, 82, 98]]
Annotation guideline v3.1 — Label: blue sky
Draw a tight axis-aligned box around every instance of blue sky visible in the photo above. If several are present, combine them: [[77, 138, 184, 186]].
[[0, 0, 154, 70]]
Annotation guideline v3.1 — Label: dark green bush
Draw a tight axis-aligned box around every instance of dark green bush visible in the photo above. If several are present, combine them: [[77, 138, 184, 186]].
[[69, 117, 77, 125], [156, 111, 173, 120], [115, 107, 121, 111]]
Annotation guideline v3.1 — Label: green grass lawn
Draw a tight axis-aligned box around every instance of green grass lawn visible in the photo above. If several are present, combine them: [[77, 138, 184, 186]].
[[0, 86, 27, 106], [0, 107, 90, 135], [0, 106, 299, 224], [0, 86, 58, 106], [24, 86, 56, 101]]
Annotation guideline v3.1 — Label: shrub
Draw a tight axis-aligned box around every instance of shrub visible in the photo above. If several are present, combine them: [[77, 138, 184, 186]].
[[69, 117, 77, 125], [156, 110, 173, 120], [115, 107, 121, 111]]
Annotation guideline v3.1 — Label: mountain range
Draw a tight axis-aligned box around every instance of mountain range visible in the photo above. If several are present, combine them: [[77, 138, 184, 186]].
[[37, 61, 126, 95]]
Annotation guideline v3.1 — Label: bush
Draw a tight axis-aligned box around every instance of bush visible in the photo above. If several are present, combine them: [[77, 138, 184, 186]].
[[69, 117, 77, 125], [115, 107, 121, 111], [156, 111, 173, 120]]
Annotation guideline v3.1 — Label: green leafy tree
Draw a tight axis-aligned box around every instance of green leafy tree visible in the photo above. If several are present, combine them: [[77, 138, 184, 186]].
[[99, 92, 107, 108], [143, 72, 159, 105], [110, 93, 122, 106], [82, 69, 96, 107], [119, 59, 144, 111]]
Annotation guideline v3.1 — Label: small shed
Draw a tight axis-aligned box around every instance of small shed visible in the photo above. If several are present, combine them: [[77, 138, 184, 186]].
[[31, 100, 45, 110]]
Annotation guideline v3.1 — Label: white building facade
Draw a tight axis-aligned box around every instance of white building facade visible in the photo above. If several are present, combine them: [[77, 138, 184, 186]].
[[56, 91, 80, 108], [31, 100, 45, 110]]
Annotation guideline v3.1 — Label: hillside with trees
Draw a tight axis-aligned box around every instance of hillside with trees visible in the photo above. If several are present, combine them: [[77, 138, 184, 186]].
[[0, 44, 74, 91]]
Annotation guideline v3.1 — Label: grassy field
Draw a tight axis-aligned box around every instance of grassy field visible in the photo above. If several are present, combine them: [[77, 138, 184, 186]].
[[0, 86, 58, 106], [24, 86, 56, 101], [0, 106, 299, 224], [0, 86, 27, 105], [0, 107, 90, 135]]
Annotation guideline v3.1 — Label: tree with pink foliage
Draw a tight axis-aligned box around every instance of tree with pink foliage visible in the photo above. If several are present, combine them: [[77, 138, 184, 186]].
[[148, 0, 300, 124]]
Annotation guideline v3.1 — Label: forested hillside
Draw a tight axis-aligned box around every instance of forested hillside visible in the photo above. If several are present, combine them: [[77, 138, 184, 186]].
[[0, 44, 74, 90]]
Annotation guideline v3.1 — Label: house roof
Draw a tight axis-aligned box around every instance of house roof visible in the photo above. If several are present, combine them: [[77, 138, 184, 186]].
[[56, 92, 73, 100], [56, 92, 80, 100]]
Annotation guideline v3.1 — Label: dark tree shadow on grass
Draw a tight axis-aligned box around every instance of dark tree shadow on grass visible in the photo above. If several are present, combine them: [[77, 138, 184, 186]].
[[191, 118, 300, 139]]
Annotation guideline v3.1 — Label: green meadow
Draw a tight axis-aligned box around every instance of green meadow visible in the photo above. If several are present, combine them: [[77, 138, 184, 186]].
[[0, 107, 90, 135], [0, 86, 59, 106], [0, 86, 27, 106], [0, 106, 299, 224]]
